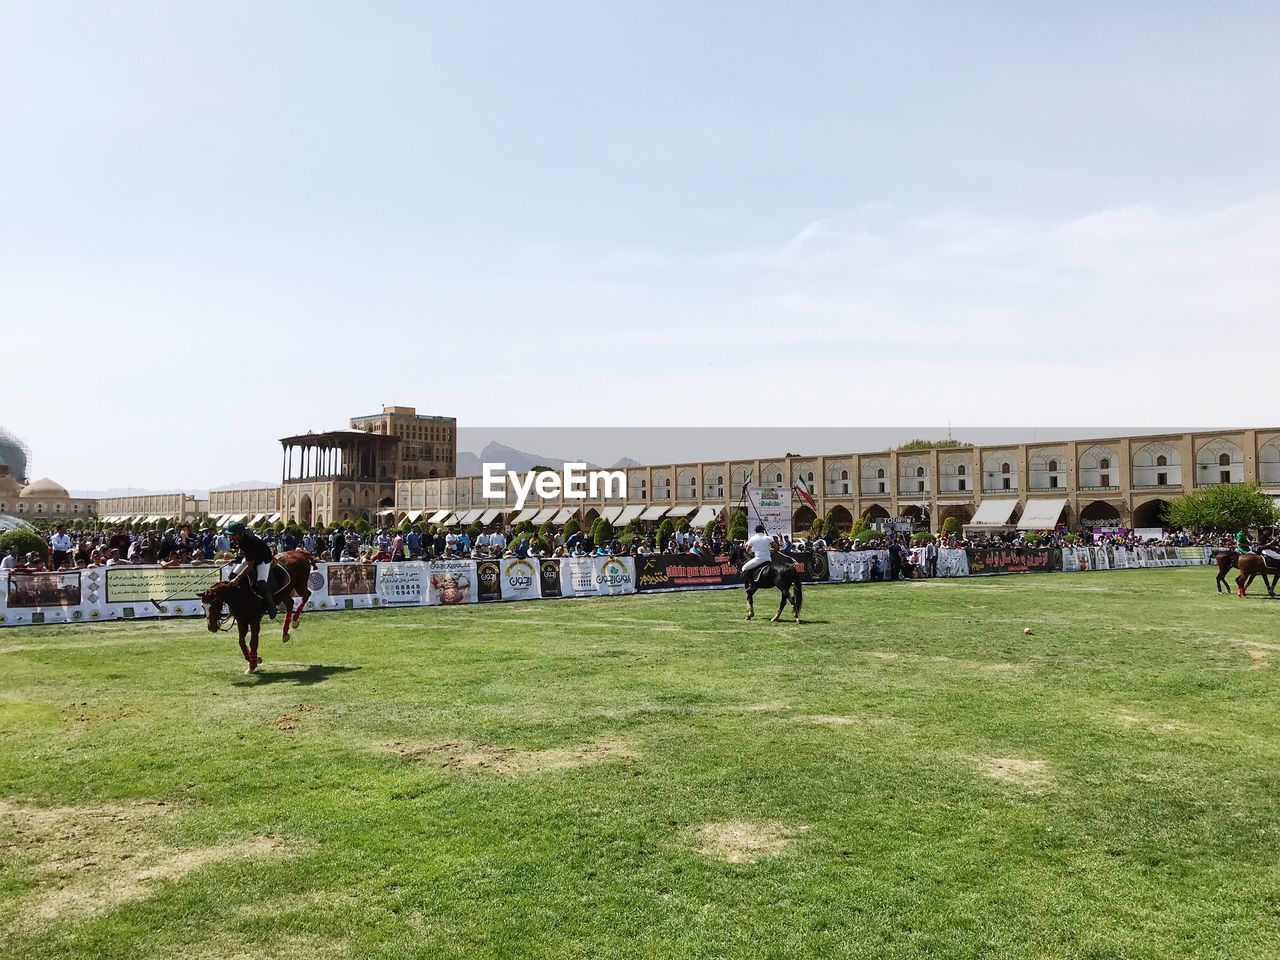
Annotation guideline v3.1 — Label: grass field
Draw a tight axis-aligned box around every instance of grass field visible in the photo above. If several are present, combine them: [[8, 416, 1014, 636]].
[[2, 568, 1278, 959]]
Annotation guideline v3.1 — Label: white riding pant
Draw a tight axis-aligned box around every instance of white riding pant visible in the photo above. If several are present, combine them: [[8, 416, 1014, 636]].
[[1264, 550, 1280, 564], [741, 556, 770, 576], [236, 561, 271, 583]]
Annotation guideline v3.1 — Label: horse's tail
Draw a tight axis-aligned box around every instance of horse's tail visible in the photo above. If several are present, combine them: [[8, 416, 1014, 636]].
[[790, 576, 803, 617]]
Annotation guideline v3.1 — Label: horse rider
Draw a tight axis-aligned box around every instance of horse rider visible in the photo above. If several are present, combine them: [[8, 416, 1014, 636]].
[[1262, 532, 1280, 570], [1236, 529, 1254, 554], [741, 524, 774, 583], [226, 521, 277, 619]]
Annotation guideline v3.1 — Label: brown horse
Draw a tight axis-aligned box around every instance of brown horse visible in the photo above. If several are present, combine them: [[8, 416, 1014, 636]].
[[199, 551, 318, 672], [1236, 553, 1279, 598]]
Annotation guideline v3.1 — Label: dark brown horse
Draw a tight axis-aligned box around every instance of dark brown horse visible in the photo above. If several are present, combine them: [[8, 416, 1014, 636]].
[[200, 551, 318, 672], [1214, 549, 1279, 598], [727, 542, 804, 622]]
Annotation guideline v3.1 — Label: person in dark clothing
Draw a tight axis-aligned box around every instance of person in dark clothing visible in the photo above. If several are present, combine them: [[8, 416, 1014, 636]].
[[228, 521, 277, 618], [330, 527, 345, 561]]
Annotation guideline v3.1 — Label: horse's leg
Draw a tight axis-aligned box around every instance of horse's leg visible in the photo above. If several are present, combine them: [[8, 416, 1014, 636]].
[[238, 621, 250, 665], [294, 582, 310, 629], [281, 594, 294, 641], [248, 619, 261, 672], [771, 587, 787, 623], [791, 583, 802, 623], [1237, 573, 1247, 598], [745, 584, 755, 620]]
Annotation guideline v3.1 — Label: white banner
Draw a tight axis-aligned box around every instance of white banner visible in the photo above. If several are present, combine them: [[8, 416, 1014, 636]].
[[377, 561, 428, 605], [937, 548, 970, 578], [500, 557, 542, 601], [745, 484, 791, 539], [559, 556, 637, 596], [827, 550, 887, 583], [427, 560, 478, 605]]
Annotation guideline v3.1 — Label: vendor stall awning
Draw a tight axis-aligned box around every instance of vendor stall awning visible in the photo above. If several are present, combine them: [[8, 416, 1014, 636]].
[[426, 509, 451, 524], [552, 507, 578, 524], [689, 505, 721, 529], [664, 504, 698, 519], [601, 505, 625, 523], [968, 498, 1019, 526], [614, 504, 645, 526], [479, 508, 504, 523], [639, 505, 669, 521], [513, 508, 539, 523], [267, 513, 282, 523], [1017, 497, 1068, 530], [458, 508, 485, 525], [531, 506, 560, 525], [404, 510, 421, 522]]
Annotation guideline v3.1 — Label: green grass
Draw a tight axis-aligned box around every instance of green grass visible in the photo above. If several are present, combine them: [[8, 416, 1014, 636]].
[[2, 569, 1278, 959]]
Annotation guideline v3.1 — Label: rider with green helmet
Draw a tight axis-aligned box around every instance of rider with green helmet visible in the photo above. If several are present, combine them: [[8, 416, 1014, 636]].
[[227, 521, 277, 619], [1236, 529, 1253, 554]]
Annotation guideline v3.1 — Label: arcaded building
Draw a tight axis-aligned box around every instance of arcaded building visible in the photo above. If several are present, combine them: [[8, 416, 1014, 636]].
[[394, 428, 1280, 534]]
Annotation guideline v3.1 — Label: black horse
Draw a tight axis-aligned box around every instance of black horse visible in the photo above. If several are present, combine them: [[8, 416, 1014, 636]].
[[727, 542, 804, 622]]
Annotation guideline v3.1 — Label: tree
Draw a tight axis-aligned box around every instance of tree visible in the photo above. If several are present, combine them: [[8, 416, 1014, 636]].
[[591, 518, 614, 544], [911, 532, 935, 545], [727, 508, 747, 541], [467, 520, 484, 541], [703, 520, 716, 541], [0, 529, 48, 562], [562, 518, 580, 539], [656, 518, 675, 548], [539, 520, 556, 544], [1167, 482, 1279, 532], [895, 438, 972, 450], [941, 516, 962, 536]]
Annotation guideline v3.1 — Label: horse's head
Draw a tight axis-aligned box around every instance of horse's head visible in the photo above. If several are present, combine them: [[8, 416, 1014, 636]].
[[200, 580, 237, 633]]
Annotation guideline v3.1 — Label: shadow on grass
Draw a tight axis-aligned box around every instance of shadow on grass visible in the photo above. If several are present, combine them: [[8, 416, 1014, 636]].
[[245, 662, 362, 685]]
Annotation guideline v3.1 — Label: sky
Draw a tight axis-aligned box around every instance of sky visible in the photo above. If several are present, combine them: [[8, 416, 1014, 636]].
[[2, 1, 1278, 491]]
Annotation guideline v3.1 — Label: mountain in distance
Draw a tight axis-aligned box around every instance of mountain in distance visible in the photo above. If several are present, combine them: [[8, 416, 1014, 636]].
[[455, 442, 636, 477]]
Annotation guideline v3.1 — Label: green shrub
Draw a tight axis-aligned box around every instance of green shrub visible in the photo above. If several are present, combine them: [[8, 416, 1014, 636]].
[[591, 518, 615, 544], [941, 516, 962, 536], [0, 529, 48, 562], [1021, 532, 1044, 547], [911, 532, 935, 545], [562, 518, 580, 539], [657, 518, 675, 547], [852, 528, 880, 543], [467, 520, 484, 540]]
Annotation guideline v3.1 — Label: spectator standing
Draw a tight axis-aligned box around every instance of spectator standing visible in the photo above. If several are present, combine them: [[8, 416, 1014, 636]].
[[49, 524, 72, 570]]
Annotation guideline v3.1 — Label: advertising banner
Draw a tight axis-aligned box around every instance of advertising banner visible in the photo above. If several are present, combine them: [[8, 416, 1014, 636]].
[[104, 565, 223, 604], [827, 550, 888, 583], [376, 561, 428, 605], [936, 548, 970, 578], [325, 563, 379, 597], [969, 548, 1061, 575], [538, 558, 562, 598], [475, 559, 502, 602], [745, 484, 792, 538], [428, 560, 477, 605], [559, 556, 637, 596], [499, 558, 542, 601], [7, 571, 82, 608], [636, 554, 740, 591]]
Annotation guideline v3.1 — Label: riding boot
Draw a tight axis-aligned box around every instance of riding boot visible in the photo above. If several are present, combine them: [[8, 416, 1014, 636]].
[[257, 580, 277, 619]]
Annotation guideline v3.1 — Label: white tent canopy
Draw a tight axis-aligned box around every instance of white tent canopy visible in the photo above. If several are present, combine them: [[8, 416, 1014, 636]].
[[552, 507, 578, 524], [1018, 498, 1068, 530], [601, 505, 625, 523], [513, 508, 539, 523], [968, 499, 1019, 527], [664, 504, 697, 519], [531, 506, 559, 525], [268, 512, 282, 523], [427, 509, 451, 524], [639, 505, 669, 521], [458, 508, 485, 525], [689, 505, 721, 529], [404, 510, 422, 522], [480, 508, 505, 523], [614, 504, 645, 527]]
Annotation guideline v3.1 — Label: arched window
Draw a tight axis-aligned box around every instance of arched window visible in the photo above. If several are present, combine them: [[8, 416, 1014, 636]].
[[840, 470, 848, 481], [916, 466, 925, 477], [1219, 453, 1230, 466], [1048, 459, 1058, 472], [957, 465, 966, 476], [1100, 458, 1110, 470], [1156, 455, 1167, 467], [775, 472, 783, 483], [807, 471, 814, 482], [876, 468, 885, 479]]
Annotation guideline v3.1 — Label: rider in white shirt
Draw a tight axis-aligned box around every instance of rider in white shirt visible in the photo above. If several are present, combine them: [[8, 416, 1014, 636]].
[[741, 524, 774, 579]]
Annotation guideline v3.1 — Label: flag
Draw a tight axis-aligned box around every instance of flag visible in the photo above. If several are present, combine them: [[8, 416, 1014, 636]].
[[741, 470, 752, 499], [794, 476, 816, 511]]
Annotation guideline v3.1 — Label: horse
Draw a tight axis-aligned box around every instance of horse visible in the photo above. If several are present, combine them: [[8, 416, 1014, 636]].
[[199, 550, 318, 672], [727, 542, 804, 622], [1214, 549, 1279, 598]]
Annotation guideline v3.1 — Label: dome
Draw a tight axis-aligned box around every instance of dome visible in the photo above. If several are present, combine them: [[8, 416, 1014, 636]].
[[19, 477, 69, 499]]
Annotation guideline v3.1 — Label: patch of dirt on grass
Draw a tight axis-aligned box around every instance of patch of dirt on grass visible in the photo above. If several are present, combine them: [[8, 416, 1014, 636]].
[[0, 799, 300, 936], [188, 931, 350, 960], [377, 737, 636, 776], [736, 700, 789, 713], [973, 756, 1053, 792], [793, 714, 888, 727], [274, 703, 316, 731], [693, 821, 808, 864], [1113, 712, 1203, 735], [1231, 640, 1275, 669]]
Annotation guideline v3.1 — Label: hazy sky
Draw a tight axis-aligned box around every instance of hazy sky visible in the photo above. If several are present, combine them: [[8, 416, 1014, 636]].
[[3, 2, 1277, 491]]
